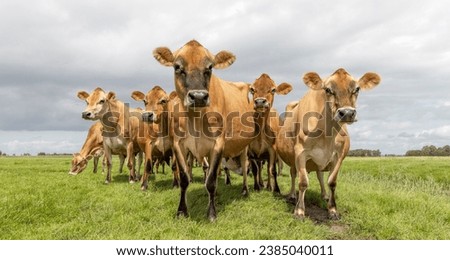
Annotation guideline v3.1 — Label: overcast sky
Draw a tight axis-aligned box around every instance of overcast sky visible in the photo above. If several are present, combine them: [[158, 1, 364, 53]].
[[1, 0, 449, 155]]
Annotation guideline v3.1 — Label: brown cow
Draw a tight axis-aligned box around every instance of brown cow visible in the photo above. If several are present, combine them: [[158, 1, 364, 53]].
[[153, 40, 256, 221], [276, 68, 380, 220], [247, 73, 292, 192], [77, 87, 143, 184], [282, 101, 349, 203], [131, 86, 180, 189], [69, 121, 127, 176]]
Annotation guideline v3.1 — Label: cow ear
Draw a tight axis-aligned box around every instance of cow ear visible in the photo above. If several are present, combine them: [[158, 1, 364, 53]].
[[77, 91, 89, 100], [276, 83, 293, 95], [303, 72, 323, 90], [153, 47, 174, 67], [131, 91, 145, 101], [358, 72, 381, 90], [107, 92, 116, 101], [169, 91, 178, 100], [213, 51, 236, 69]]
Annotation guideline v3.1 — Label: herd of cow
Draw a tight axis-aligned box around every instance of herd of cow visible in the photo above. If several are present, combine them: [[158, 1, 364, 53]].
[[69, 40, 381, 221]]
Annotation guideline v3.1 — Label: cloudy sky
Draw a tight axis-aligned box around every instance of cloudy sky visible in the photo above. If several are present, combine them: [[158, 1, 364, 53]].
[[0, 0, 449, 155]]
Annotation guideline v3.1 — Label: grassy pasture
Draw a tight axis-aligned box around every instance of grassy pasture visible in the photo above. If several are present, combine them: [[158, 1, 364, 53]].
[[0, 156, 448, 240]]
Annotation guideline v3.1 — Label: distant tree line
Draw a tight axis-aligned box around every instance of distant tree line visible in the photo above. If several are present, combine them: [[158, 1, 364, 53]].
[[347, 149, 381, 157], [405, 145, 450, 156]]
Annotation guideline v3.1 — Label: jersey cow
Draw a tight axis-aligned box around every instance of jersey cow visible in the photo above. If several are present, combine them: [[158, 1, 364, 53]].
[[153, 40, 256, 221], [131, 86, 180, 189], [276, 68, 380, 220], [77, 88, 143, 184], [247, 73, 292, 193], [69, 121, 127, 176]]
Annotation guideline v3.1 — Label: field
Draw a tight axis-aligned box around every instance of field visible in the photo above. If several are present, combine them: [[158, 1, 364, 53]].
[[0, 156, 448, 240]]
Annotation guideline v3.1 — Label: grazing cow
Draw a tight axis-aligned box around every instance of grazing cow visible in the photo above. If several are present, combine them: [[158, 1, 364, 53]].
[[276, 68, 380, 220], [247, 73, 292, 192], [131, 86, 180, 189], [153, 40, 256, 221], [69, 122, 127, 176], [77, 87, 143, 184]]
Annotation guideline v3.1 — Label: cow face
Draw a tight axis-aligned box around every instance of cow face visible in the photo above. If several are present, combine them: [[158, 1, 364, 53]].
[[153, 40, 236, 109], [249, 73, 292, 113], [77, 87, 116, 120], [131, 86, 169, 124], [69, 153, 92, 175], [303, 68, 380, 124]]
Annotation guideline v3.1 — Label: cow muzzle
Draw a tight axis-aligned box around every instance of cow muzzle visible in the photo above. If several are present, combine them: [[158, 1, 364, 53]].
[[187, 90, 209, 108], [334, 107, 357, 123], [81, 111, 96, 120], [142, 111, 156, 123], [254, 98, 270, 111]]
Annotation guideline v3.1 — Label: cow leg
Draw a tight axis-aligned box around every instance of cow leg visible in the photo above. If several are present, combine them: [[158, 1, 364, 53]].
[[294, 145, 309, 220], [93, 156, 99, 173], [141, 144, 152, 191], [269, 149, 280, 194], [104, 146, 113, 184], [287, 166, 297, 202], [316, 170, 328, 201], [118, 154, 125, 174], [206, 145, 224, 222], [136, 151, 143, 181], [240, 147, 250, 196], [327, 159, 344, 220], [257, 160, 264, 188], [126, 142, 136, 184], [202, 157, 209, 183], [173, 143, 189, 217], [251, 159, 260, 191], [101, 155, 106, 175], [186, 152, 194, 183], [171, 155, 179, 188]]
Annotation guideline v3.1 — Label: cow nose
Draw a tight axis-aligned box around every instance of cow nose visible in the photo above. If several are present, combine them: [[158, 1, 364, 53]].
[[335, 108, 357, 122], [188, 90, 209, 106], [82, 111, 91, 119], [254, 98, 268, 109], [142, 112, 155, 122]]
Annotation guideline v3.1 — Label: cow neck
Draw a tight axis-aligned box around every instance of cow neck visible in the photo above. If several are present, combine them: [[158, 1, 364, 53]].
[[160, 110, 169, 137], [103, 99, 126, 135]]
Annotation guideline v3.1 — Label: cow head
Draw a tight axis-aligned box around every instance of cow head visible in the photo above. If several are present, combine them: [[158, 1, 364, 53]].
[[131, 86, 169, 124], [69, 153, 92, 175], [303, 68, 380, 124], [77, 87, 116, 120], [153, 40, 236, 109], [249, 73, 292, 113]]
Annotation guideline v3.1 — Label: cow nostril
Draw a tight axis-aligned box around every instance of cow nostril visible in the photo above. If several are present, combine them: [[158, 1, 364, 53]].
[[82, 112, 91, 118], [339, 110, 346, 118]]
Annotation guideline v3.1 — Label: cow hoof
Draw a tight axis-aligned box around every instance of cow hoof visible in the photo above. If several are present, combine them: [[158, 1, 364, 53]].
[[241, 189, 249, 196], [104, 180, 110, 184], [328, 212, 340, 220], [141, 186, 147, 191], [294, 213, 306, 221], [176, 211, 188, 218]]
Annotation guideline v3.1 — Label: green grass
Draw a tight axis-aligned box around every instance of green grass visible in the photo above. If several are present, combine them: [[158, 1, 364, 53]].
[[0, 156, 448, 239]]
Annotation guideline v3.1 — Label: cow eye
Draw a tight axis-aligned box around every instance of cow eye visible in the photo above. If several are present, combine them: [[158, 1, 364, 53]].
[[271, 88, 276, 94], [143, 100, 148, 106], [353, 87, 360, 94], [325, 88, 334, 95], [159, 99, 167, 105], [174, 64, 185, 75], [250, 88, 255, 95], [98, 99, 105, 104]]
